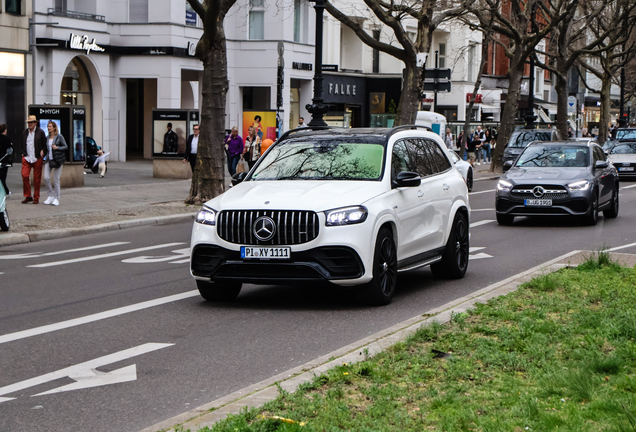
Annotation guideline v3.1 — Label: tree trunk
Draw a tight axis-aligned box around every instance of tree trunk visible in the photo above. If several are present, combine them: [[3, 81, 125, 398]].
[[395, 60, 422, 125], [186, 28, 228, 205], [598, 71, 612, 144], [491, 52, 524, 173], [554, 69, 569, 138]]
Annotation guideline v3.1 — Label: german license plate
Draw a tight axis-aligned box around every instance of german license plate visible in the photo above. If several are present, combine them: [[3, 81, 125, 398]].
[[619, 167, 634, 171], [524, 199, 552, 206], [241, 246, 291, 259]]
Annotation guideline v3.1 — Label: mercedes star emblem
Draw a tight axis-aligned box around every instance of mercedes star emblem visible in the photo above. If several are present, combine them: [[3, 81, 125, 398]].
[[532, 186, 546, 198], [253, 216, 276, 241]]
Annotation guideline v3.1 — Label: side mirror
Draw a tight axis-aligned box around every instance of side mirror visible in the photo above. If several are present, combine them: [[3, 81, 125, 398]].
[[6, 148, 13, 155], [503, 160, 514, 172], [231, 172, 247, 186], [392, 171, 421, 188], [595, 160, 609, 169]]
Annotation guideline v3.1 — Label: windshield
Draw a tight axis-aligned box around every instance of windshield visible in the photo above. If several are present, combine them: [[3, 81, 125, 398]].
[[507, 130, 553, 148], [610, 143, 636, 154], [615, 130, 636, 140], [516, 145, 589, 168], [248, 139, 385, 181]]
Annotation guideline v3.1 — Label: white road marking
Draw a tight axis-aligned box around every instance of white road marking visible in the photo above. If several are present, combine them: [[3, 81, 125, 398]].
[[469, 189, 496, 195], [608, 241, 636, 252], [122, 248, 190, 264], [469, 252, 493, 260], [28, 243, 186, 268], [471, 208, 495, 212], [0, 291, 198, 345], [470, 220, 495, 228], [469, 247, 486, 253], [0, 343, 173, 403], [621, 184, 636, 189], [170, 259, 190, 264], [0, 242, 131, 260]]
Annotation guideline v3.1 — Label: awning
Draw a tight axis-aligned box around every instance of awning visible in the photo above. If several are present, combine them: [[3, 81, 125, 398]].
[[535, 108, 552, 123], [537, 102, 558, 115], [480, 104, 500, 112]]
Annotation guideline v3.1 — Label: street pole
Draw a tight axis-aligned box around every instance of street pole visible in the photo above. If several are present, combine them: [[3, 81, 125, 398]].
[[434, 50, 438, 114], [524, 3, 538, 129], [619, 57, 626, 128], [306, 0, 328, 127]]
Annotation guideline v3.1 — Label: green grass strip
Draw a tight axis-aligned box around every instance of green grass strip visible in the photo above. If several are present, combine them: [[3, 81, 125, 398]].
[[191, 254, 636, 432]]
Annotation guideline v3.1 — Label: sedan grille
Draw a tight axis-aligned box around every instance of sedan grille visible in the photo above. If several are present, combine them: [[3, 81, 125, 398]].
[[217, 210, 320, 245], [511, 184, 568, 201]]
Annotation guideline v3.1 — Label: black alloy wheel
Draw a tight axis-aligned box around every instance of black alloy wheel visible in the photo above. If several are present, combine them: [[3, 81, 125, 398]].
[[584, 191, 599, 226], [0, 209, 9, 231], [466, 168, 473, 192], [603, 185, 619, 219], [431, 212, 469, 279], [196, 280, 242, 302], [365, 228, 398, 306]]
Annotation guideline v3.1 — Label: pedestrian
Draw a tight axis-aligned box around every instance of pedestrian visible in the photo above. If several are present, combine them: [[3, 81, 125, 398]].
[[43, 120, 68, 206], [92, 149, 110, 177], [19, 115, 47, 204], [445, 128, 454, 150], [243, 126, 262, 170], [163, 123, 178, 153], [224, 126, 244, 176], [568, 126, 574, 138], [473, 126, 486, 165], [183, 124, 199, 172], [482, 129, 492, 163], [0, 124, 13, 197], [297, 117, 307, 128], [466, 131, 477, 166]]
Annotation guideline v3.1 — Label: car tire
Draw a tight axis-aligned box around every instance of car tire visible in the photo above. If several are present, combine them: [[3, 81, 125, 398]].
[[496, 213, 514, 225], [196, 279, 242, 302], [0, 209, 9, 232], [364, 227, 398, 306], [584, 190, 599, 226], [603, 185, 619, 219], [466, 168, 473, 192], [431, 212, 469, 279]]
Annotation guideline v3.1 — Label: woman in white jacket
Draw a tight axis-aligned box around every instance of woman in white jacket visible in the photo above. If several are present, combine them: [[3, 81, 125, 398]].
[[43, 121, 68, 206]]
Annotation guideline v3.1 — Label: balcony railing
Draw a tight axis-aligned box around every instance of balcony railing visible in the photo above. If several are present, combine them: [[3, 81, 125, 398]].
[[47, 8, 105, 22]]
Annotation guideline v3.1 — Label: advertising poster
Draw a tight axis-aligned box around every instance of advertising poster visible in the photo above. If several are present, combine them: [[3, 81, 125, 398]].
[[29, 105, 75, 163], [72, 120, 85, 161], [188, 110, 199, 136], [242, 111, 277, 142], [369, 92, 386, 114], [153, 110, 188, 157]]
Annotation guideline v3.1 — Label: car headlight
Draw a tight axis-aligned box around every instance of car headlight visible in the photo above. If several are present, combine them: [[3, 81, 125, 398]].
[[497, 180, 513, 192], [567, 180, 591, 191], [195, 206, 217, 225], [324, 206, 368, 226]]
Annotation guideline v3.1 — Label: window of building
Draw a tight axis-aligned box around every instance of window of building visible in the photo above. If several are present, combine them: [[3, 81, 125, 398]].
[[438, 43, 446, 68], [249, 0, 265, 40], [535, 68, 542, 94], [467, 44, 475, 82], [372, 30, 380, 74], [293, 0, 301, 42], [6, 0, 22, 14], [60, 57, 93, 137], [129, 0, 148, 23]]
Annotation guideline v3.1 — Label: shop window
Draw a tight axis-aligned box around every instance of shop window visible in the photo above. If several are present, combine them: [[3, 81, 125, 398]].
[[243, 87, 270, 111], [54, 0, 66, 11], [249, 0, 265, 40], [60, 58, 92, 137], [6, 0, 21, 14], [438, 43, 446, 68], [129, 0, 148, 23]]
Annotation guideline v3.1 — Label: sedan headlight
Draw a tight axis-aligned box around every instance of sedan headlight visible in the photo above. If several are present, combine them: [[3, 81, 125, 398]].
[[325, 206, 368, 226], [195, 206, 217, 225], [497, 180, 513, 192], [567, 180, 591, 191]]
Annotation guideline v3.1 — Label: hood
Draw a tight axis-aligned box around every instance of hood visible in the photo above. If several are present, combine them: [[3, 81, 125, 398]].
[[206, 180, 387, 212], [608, 154, 636, 163], [503, 167, 592, 183]]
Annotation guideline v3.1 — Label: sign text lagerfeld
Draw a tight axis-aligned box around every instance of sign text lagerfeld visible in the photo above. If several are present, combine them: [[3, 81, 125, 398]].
[[69, 34, 105, 55]]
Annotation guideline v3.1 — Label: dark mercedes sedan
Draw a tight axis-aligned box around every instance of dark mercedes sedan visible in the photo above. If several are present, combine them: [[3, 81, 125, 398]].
[[496, 141, 619, 226]]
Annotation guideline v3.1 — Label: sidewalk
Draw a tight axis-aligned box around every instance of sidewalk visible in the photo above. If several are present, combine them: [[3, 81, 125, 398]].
[[0, 160, 226, 246]]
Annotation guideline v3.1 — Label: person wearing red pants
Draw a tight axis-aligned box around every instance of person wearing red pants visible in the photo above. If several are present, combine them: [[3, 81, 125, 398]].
[[19, 115, 47, 204]]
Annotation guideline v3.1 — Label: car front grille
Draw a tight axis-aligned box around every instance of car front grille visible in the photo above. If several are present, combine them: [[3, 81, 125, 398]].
[[511, 184, 568, 201], [217, 210, 320, 245]]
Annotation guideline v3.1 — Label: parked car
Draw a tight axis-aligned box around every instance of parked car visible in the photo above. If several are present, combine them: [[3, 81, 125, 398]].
[[190, 126, 471, 305], [604, 128, 636, 151], [496, 141, 619, 226], [503, 128, 562, 165], [606, 141, 636, 179], [447, 148, 473, 191]]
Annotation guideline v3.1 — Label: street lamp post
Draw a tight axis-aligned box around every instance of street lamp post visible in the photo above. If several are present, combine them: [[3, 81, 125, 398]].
[[306, 0, 329, 127]]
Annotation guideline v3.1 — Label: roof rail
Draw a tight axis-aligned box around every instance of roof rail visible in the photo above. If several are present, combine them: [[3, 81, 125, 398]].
[[385, 124, 433, 141], [278, 125, 333, 142]]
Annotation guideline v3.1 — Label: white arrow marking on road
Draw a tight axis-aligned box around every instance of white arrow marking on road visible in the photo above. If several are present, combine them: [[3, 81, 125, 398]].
[[470, 220, 495, 228], [28, 243, 186, 268], [469, 252, 493, 260], [170, 258, 190, 264], [0, 242, 131, 260], [0, 343, 173, 403], [122, 248, 190, 264], [469, 247, 486, 253], [469, 189, 496, 195]]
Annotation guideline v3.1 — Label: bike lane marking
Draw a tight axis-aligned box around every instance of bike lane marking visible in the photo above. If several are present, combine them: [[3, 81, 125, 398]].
[[0, 242, 131, 260]]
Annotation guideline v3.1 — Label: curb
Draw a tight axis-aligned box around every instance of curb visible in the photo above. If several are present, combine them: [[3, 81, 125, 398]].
[[0, 213, 197, 247], [142, 249, 582, 432]]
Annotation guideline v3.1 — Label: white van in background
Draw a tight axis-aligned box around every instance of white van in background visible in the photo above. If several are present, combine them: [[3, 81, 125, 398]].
[[415, 111, 447, 138]]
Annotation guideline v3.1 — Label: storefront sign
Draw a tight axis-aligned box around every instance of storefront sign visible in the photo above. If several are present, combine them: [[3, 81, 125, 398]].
[[69, 34, 105, 55], [187, 42, 196, 56], [152, 110, 189, 157], [322, 75, 365, 104], [466, 93, 483, 103], [322, 64, 338, 72], [292, 62, 313, 71], [150, 49, 167, 55]]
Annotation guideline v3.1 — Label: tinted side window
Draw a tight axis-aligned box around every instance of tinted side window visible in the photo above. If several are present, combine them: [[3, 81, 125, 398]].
[[404, 138, 435, 177], [425, 139, 452, 173], [594, 146, 606, 162], [391, 140, 411, 182]]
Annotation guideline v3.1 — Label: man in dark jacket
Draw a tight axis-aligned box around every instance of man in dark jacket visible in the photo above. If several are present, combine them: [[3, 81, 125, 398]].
[[0, 124, 13, 197], [182, 124, 199, 172], [19, 115, 47, 204], [163, 123, 178, 153]]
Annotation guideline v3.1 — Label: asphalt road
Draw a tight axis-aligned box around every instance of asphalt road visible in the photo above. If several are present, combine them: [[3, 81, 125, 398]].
[[2, 178, 636, 432]]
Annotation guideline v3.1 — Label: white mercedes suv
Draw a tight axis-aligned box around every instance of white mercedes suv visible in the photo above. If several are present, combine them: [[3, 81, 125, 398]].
[[190, 126, 470, 305]]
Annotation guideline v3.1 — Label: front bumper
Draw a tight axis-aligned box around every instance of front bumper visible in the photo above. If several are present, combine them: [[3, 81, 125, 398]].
[[496, 188, 592, 217]]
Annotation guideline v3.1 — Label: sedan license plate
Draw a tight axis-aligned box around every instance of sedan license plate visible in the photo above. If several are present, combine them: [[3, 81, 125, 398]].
[[241, 246, 291, 259], [524, 199, 552, 206], [619, 167, 634, 171]]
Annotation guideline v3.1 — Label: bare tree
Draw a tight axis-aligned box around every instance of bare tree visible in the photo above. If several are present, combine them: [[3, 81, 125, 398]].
[[467, 0, 577, 172], [185, 0, 238, 205], [325, 0, 469, 125]]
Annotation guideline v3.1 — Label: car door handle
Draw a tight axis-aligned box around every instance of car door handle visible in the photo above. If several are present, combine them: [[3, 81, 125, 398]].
[[442, 184, 450, 191], [417, 190, 424, 198]]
